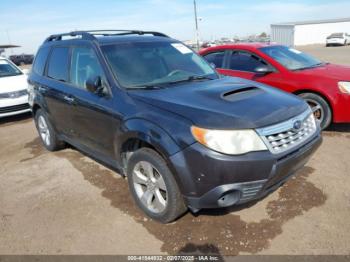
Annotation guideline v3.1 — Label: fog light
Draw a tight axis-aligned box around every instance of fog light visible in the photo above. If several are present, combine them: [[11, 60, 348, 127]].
[[217, 190, 241, 207]]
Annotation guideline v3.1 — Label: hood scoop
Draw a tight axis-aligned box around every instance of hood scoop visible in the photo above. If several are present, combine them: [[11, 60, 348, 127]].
[[222, 86, 264, 101]]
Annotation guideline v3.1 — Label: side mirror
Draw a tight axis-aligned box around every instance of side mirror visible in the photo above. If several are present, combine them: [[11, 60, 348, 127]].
[[86, 76, 104, 95], [254, 65, 274, 76]]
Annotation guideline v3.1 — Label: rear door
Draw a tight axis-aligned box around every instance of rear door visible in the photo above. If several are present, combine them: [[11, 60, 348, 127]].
[[201, 50, 228, 73], [41, 46, 75, 137]]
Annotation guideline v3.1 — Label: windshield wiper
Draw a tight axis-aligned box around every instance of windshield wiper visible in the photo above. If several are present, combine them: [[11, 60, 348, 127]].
[[293, 63, 325, 71], [127, 75, 214, 89], [167, 75, 214, 85], [127, 84, 163, 90]]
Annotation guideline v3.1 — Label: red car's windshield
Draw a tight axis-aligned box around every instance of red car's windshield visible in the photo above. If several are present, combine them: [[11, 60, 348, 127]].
[[259, 45, 323, 71]]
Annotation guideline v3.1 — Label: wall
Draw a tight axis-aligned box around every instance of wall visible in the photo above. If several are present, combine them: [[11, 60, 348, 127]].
[[271, 25, 295, 46], [294, 21, 350, 46]]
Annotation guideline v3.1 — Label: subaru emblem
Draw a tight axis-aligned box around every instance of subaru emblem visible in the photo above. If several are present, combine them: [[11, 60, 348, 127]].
[[293, 120, 302, 130]]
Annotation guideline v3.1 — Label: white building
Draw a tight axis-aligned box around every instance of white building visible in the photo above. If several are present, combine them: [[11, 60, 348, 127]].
[[271, 18, 350, 46]]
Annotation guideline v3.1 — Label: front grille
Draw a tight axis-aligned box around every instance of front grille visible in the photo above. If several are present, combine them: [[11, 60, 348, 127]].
[[0, 103, 30, 114], [257, 110, 317, 154], [0, 90, 28, 99], [239, 180, 266, 202]]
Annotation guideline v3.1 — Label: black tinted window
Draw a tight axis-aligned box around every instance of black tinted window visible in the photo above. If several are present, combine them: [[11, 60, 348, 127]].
[[203, 51, 225, 68], [229, 51, 267, 72], [32, 47, 50, 75], [47, 47, 69, 81]]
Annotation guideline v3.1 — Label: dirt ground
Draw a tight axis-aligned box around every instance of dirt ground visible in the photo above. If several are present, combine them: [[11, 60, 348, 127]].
[[0, 45, 350, 256]]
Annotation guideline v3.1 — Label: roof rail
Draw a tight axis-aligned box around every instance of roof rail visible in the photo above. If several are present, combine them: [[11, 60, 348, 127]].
[[44, 30, 169, 43]]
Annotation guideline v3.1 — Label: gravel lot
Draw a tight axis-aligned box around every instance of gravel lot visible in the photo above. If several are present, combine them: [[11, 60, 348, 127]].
[[298, 44, 350, 66], [0, 45, 350, 256]]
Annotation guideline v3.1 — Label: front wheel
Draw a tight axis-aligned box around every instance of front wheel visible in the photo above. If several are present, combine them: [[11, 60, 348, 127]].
[[127, 148, 187, 223], [299, 93, 332, 130]]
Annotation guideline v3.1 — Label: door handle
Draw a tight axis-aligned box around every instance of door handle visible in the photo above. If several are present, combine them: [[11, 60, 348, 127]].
[[38, 86, 47, 92], [63, 95, 75, 104]]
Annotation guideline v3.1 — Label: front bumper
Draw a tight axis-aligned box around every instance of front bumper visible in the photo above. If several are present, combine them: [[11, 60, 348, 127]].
[[169, 133, 322, 210], [333, 93, 350, 123], [0, 96, 30, 118]]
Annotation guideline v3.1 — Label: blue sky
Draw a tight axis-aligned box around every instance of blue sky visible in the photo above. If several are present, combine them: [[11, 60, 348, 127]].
[[1, 0, 350, 54]]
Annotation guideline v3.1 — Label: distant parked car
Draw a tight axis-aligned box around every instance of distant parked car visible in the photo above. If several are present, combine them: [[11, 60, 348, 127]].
[[9, 54, 34, 66], [201, 42, 216, 48], [0, 57, 30, 117], [200, 43, 350, 129], [326, 33, 350, 47]]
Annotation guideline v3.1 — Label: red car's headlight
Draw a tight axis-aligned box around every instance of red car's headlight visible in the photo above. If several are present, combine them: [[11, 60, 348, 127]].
[[338, 81, 350, 94]]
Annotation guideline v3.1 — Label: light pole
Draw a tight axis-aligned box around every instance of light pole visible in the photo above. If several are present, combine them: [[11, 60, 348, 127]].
[[193, 0, 200, 50]]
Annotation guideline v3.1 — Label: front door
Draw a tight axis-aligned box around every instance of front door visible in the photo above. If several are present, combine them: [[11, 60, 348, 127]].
[[66, 45, 118, 157], [221, 50, 283, 88]]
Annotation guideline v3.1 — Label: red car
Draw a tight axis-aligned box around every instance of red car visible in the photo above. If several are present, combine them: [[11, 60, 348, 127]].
[[200, 44, 350, 129]]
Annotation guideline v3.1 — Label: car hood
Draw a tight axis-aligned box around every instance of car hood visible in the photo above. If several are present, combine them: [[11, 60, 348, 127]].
[[0, 74, 28, 94], [295, 63, 350, 80], [128, 77, 308, 129]]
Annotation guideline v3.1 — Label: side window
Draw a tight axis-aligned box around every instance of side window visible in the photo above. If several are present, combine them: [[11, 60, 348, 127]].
[[32, 46, 50, 75], [229, 51, 267, 72], [47, 47, 69, 81], [70, 47, 107, 90], [203, 51, 225, 68]]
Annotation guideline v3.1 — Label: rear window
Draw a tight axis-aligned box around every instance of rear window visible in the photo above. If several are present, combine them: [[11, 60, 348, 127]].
[[329, 33, 344, 38], [47, 47, 69, 82], [32, 47, 50, 75]]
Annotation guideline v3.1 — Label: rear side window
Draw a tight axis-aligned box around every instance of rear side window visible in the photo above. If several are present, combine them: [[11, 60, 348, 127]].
[[47, 47, 69, 82], [229, 51, 267, 72], [32, 47, 50, 75], [203, 51, 225, 68]]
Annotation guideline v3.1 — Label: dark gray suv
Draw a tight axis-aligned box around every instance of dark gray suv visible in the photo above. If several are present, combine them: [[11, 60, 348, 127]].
[[28, 30, 322, 223]]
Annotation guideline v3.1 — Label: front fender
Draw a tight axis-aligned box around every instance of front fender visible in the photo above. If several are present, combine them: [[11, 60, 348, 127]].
[[115, 118, 183, 164]]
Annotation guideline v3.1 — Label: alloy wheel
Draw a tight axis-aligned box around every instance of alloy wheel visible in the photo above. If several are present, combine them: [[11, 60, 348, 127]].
[[38, 115, 51, 146], [132, 161, 168, 214], [306, 98, 324, 124]]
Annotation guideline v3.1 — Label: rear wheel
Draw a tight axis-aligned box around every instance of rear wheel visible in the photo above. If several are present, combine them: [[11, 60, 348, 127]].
[[34, 109, 65, 151], [127, 148, 187, 223], [299, 93, 332, 130]]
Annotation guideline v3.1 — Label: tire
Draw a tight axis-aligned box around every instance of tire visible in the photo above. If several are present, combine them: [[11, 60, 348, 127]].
[[299, 93, 332, 130], [127, 148, 187, 223], [34, 109, 65, 151]]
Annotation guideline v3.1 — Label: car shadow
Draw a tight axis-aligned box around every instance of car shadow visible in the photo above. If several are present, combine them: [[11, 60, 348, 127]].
[[0, 112, 32, 126], [325, 123, 350, 133]]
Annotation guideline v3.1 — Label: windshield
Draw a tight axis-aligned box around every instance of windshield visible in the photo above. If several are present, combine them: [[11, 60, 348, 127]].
[[101, 41, 217, 88], [0, 59, 22, 77], [259, 45, 323, 70]]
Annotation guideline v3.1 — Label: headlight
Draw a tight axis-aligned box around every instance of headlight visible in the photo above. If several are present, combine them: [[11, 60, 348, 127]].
[[338, 81, 350, 94], [191, 126, 267, 155], [0, 90, 27, 99]]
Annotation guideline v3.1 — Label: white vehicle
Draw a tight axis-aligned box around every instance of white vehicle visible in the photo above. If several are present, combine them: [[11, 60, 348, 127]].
[[326, 33, 350, 46], [0, 57, 30, 118]]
